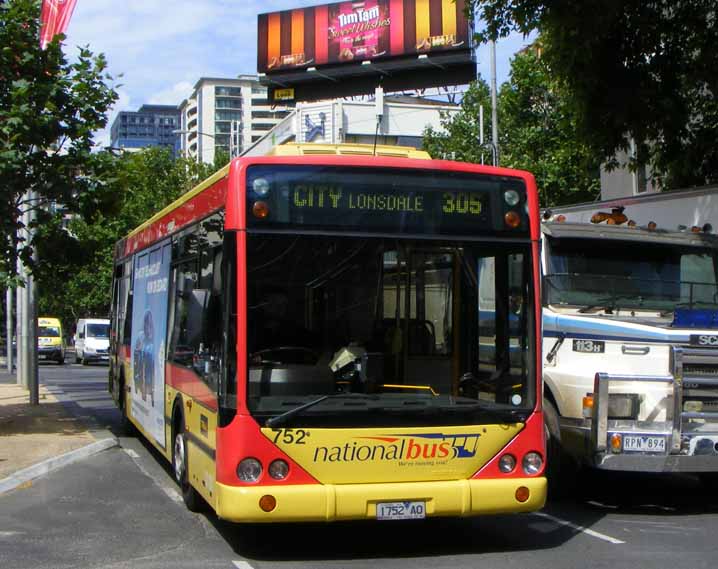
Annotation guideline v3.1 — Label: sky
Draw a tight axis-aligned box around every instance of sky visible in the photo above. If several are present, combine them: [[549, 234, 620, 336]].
[[64, 0, 535, 147]]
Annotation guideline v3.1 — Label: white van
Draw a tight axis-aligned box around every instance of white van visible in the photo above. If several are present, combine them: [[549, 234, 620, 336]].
[[74, 318, 110, 365]]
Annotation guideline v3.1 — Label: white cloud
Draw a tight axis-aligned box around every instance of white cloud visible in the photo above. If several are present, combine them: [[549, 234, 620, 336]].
[[65, 0, 534, 131], [148, 81, 194, 106]]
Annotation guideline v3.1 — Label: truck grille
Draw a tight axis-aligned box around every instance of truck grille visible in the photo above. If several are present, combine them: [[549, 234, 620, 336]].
[[683, 363, 718, 377], [675, 347, 718, 424]]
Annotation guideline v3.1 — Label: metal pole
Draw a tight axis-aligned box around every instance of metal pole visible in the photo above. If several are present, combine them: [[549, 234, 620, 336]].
[[5, 286, 12, 373], [27, 190, 39, 405], [18, 209, 28, 389], [489, 39, 499, 166], [15, 252, 22, 386]]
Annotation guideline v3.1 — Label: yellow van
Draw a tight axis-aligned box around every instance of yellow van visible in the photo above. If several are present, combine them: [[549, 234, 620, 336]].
[[38, 317, 65, 365]]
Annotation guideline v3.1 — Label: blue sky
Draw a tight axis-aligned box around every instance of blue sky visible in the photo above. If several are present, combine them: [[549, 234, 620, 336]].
[[65, 1, 534, 146]]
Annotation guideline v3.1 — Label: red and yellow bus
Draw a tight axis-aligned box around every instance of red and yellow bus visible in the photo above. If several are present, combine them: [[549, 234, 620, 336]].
[[109, 144, 546, 522]]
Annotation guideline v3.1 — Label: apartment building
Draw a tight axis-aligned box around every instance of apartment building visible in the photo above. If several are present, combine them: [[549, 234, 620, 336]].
[[178, 75, 292, 163]]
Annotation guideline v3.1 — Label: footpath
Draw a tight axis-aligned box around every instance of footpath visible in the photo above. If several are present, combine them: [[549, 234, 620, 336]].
[[0, 364, 117, 495]]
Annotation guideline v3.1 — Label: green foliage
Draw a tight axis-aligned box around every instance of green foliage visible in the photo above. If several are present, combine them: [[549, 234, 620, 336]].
[[498, 48, 600, 206], [35, 147, 221, 328], [0, 0, 118, 282], [467, 0, 718, 189], [423, 49, 600, 206], [423, 79, 492, 163]]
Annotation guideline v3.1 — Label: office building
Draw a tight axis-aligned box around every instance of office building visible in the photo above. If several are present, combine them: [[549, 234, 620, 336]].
[[109, 104, 181, 156]]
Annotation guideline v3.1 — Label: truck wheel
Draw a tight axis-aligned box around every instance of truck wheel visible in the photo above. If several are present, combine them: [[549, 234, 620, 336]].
[[544, 399, 577, 500], [699, 473, 718, 489], [173, 414, 203, 512]]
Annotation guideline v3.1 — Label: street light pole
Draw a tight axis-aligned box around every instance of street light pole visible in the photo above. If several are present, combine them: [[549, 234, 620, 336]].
[[173, 129, 217, 163], [27, 189, 39, 405], [489, 39, 499, 166]]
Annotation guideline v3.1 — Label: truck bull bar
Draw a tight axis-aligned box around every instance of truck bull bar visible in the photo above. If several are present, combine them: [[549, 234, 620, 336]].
[[592, 347, 718, 456]]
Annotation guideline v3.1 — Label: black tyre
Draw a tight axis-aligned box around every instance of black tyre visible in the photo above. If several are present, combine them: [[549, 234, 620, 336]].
[[544, 398, 578, 500], [75, 353, 81, 364], [119, 380, 136, 436], [173, 414, 203, 512], [699, 473, 718, 489]]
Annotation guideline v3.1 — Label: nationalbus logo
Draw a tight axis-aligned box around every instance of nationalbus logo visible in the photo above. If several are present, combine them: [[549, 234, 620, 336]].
[[312, 433, 481, 463]]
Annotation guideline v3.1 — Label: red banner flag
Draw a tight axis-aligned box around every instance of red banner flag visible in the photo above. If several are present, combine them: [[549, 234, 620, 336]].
[[40, 0, 78, 49]]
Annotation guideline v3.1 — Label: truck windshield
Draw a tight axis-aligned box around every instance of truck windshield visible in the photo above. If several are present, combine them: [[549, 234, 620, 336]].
[[86, 324, 109, 338], [246, 234, 535, 428], [544, 237, 718, 311]]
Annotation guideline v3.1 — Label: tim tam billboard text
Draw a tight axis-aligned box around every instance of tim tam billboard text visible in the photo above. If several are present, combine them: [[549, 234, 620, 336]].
[[257, 0, 470, 73]]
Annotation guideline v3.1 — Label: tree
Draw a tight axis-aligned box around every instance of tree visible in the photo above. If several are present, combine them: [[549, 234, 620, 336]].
[[35, 147, 220, 328], [467, 0, 718, 189], [0, 0, 117, 283], [498, 46, 600, 206], [423, 78, 493, 164], [423, 49, 600, 206]]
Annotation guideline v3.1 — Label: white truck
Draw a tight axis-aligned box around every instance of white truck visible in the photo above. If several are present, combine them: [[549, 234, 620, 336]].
[[540, 209, 718, 488]]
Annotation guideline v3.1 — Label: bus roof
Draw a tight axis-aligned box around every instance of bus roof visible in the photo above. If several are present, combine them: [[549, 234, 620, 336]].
[[266, 143, 431, 160]]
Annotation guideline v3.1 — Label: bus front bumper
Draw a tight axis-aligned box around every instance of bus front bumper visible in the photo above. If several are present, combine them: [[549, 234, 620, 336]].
[[215, 477, 546, 523]]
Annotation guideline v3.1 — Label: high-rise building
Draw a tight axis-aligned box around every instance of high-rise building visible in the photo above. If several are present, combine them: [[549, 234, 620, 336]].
[[109, 104, 181, 156], [178, 75, 292, 163]]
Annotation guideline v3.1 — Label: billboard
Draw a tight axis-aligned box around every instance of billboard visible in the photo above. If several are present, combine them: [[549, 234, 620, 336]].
[[257, 0, 474, 101], [130, 241, 171, 448]]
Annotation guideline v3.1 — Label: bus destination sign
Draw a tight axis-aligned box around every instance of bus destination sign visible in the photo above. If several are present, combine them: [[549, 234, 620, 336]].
[[246, 165, 527, 236], [291, 184, 482, 216]]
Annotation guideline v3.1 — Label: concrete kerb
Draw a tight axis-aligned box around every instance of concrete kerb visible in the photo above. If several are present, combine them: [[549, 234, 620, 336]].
[[0, 435, 118, 495]]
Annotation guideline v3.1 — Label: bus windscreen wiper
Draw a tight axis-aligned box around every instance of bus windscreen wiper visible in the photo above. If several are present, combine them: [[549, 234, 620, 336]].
[[265, 393, 379, 428]]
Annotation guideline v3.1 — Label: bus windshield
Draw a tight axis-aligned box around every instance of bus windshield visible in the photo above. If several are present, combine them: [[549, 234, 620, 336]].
[[544, 237, 718, 311], [246, 234, 534, 427]]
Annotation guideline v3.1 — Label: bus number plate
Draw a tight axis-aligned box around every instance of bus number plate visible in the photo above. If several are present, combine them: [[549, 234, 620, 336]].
[[622, 435, 666, 453], [376, 501, 426, 520], [573, 340, 604, 353]]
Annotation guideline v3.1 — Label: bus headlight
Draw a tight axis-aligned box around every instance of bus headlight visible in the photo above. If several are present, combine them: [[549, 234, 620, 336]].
[[504, 189, 520, 206], [522, 452, 543, 475], [237, 458, 262, 483], [268, 459, 289, 480], [253, 178, 271, 197], [498, 454, 516, 473]]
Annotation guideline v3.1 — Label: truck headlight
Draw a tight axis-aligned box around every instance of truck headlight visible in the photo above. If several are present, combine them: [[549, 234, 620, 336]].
[[608, 394, 640, 420]]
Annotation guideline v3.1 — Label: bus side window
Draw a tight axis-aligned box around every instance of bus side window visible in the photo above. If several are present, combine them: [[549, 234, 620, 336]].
[[170, 258, 199, 368], [121, 260, 133, 348], [169, 247, 222, 392]]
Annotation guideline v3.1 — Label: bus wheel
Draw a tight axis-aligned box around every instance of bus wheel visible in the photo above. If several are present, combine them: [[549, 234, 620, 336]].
[[173, 416, 203, 512], [544, 399, 577, 500], [119, 380, 136, 436]]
